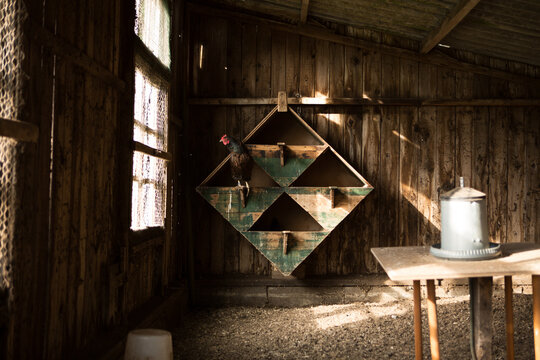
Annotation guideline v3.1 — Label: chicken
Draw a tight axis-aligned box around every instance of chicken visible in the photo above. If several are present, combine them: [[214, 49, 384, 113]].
[[219, 134, 253, 197]]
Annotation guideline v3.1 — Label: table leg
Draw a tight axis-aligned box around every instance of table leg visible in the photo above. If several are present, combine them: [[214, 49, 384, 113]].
[[413, 280, 423, 360], [533, 275, 540, 359], [504, 276, 514, 360], [426, 279, 439, 360], [470, 277, 493, 360]]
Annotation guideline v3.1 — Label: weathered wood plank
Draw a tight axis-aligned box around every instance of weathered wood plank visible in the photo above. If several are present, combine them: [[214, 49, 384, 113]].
[[507, 63, 527, 244], [242, 231, 330, 275], [488, 103, 509, 244], [271, 30, 286, 97], [455, 71, 474, 184], [399, 58, 419, 247], [187, 3, 538, 84], [0, 118, 39, 142], [285, 33, 300, 97], [418, 63, 439, 245], [188, 97, 540, 107], [524, 106, 539, 244], [379, 54, 399, 248], [420, 0, 481, 54]]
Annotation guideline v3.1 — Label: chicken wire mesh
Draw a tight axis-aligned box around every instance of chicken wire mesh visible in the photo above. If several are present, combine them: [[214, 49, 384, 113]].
[[133, 66, 168, 152], [131, 153, 167, 229], [131, 64, 169, 230], [135, 0, 171, 68], [1, 0, 27, 324]]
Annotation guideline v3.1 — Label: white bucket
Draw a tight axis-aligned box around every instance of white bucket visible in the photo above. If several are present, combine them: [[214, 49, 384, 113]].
[[124, 329, 173, 360]]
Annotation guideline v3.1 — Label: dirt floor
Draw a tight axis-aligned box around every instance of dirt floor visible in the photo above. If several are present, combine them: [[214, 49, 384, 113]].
[[173, 291, 534, 359]]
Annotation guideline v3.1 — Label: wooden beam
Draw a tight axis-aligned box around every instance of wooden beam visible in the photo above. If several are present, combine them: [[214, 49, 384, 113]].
[[420, 0, 481, 54], [133, 140, 172, 161], [187, 2, 538, 84], [413, 280, 423, 360], [29, 21, 125, 91], [134, 35, 172, 81], [188, 97, 540, 107], [533, 275, 540, 359], [470, 277, 493, 360], [0, 118, 39, 143], [426, 280, 440, 360], [504, 276, 515, 360], [300, 0, 309, 24]]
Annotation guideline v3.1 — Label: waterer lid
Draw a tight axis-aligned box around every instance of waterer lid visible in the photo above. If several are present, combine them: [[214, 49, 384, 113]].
[[440, 177, 486, 200]]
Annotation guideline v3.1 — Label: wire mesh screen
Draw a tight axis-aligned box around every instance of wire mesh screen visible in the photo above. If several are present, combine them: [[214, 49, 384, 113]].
[[1, 0, 26, 120], [0, 139, 17, 299], [0, 0, 26, 312], [131, 65, 169, 230], [134, 67, 168, 152], [135, 0, 171, 68], [131, 153, 167, 229]]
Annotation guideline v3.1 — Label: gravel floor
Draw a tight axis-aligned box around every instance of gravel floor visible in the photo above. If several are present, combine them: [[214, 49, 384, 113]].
[[173, 291, 534, 360]]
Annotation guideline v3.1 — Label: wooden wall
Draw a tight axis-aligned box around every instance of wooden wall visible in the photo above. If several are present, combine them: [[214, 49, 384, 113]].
[[187, 12, 540, 277], [7, 1, 184, 359]]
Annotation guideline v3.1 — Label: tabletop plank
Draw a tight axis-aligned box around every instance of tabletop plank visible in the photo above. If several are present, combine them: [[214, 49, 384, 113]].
[[371, 243, 540, 281]]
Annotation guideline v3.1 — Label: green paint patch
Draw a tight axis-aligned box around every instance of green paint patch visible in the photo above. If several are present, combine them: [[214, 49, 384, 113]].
[[198, 187, 283, 231], [242, 231, 329, 275], [252, 157, 315, 187]]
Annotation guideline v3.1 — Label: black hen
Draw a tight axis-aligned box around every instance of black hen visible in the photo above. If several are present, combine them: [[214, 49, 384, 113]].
[[219, 134, 253, 195]]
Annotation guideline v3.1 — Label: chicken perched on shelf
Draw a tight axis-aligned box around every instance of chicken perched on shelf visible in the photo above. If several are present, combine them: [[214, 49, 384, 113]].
[[219, 134, 253, 198]]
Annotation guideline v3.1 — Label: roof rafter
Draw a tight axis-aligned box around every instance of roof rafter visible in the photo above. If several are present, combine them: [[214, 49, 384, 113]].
[[300, 0, 309, 24], [420, 0, 481, 54]]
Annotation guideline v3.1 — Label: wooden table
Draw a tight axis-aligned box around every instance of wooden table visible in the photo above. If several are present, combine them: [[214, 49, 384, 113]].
[[371, 243, 540, 360]]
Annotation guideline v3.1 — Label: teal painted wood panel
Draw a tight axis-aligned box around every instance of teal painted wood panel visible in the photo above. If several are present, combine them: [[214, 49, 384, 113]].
[[286, 187, 373, 229], [241, 231, 330, 275], [251, 156, 315, 187], [197, 187, 284, 231]]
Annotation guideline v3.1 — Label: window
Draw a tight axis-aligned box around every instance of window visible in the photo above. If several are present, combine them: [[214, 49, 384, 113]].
[[135, 0, 171, 67], [131, 0, 171, 230]]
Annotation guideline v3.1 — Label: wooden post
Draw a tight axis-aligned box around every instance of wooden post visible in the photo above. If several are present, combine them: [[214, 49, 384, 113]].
[[504, 276, 515, 360], [329, 186, 337, 208], [470, 277, 493, 360], [533, 275, 540, 359], [277, 91, 287, 112], [277, 142, 286, 166], [413, 280, 423, 360], [239, 186, 246, 208], [426, 279, 440, 360], [282, 231, 290, 255]]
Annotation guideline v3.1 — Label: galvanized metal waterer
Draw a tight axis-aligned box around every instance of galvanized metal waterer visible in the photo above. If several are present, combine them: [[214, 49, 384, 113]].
[[430, 177, 501, 260]]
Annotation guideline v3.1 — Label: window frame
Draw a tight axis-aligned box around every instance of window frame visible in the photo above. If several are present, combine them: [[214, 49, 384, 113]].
[[130, 0, 173, 233]]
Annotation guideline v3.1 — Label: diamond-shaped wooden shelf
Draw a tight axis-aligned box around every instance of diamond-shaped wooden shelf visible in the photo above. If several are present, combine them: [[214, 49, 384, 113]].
[[197, 103, 373, 275]]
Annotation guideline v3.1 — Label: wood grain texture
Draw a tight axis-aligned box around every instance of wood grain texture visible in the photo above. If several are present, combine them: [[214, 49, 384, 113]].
[[189, 14, 540, 277], [371, 243, 540, 281]]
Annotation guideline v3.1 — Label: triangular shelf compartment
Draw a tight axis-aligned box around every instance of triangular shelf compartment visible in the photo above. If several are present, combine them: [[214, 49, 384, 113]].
[[248, 193, 324, 231], [241, 231, 330, 276], [200, 156, 280, 188], [285, 187, 373, 229], [197, 104, 374, 276], [245, 144, 327, 187], [244, 108, 325, 146], [197, 187, 284, 232], [289, 148, 370, 188]]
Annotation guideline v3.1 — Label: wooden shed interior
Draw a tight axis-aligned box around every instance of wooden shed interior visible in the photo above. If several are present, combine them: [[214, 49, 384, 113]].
[[0, 0, 539, 358]]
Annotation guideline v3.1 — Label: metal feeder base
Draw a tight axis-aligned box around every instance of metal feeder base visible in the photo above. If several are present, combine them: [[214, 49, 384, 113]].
[[430, 242, 501, 260]]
